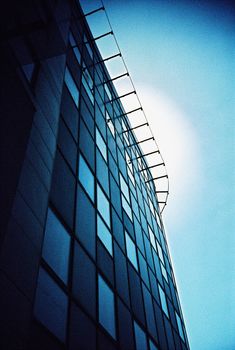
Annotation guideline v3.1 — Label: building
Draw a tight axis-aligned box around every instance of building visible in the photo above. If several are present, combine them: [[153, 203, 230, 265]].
[[0, 1, 189, 349]]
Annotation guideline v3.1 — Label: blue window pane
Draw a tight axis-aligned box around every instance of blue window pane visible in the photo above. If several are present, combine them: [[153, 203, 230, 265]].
[[148, 225, 157, 251], [84, 34, 93, 59], [78, 154, 94, 201], [65, 67, 79, 106], [149, 339, 158, 350], [98, 275, 116, 339], [82, 73, 94, 104], [158, 284, 169, 317], [121, 194, 133, 221], [97, 184, 110, 228], [134, 321, 147, 350], [69, 32, 81, 64], [175, 312, 185, 341], [22, 63, 35, 81], [97, 214, 113, 256], [160, 262, 168, 283], [120, 173, 130, 203], [157, 241, 164, 264], [125, 231, 138, 270], [42, 208, 70, 283], [96, 128, 107, 161], [34, 268, 68, 342]]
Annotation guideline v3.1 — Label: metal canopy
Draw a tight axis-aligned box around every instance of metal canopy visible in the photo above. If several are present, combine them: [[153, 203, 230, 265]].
[[79, 1, 169, 214]]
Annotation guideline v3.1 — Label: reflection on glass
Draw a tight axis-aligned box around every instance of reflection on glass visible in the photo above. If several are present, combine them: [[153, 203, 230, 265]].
[[157, 241, 164, 264], [120, 173, 130, 203], [65, 67, 79, 106], [98, 275, 116, 338], [69, 32, 81, 64], [42, 208, 70, 283], [96, 128, 107, 161], [78, 154, 94, 201], [82, 63, 94, 104], [161, 262, 168, 283], [149, 339, 158, 350], [121, 194, 133, 221], [125, 231, 138, 270], [176, 311, 185, 341], [97, 184, 110, 227], [97, 214, 113, 256], [134, 321, 147, 350], [148, 225, 157, 251], [34, 268, 68, 342], [158, 284, 169, 317]]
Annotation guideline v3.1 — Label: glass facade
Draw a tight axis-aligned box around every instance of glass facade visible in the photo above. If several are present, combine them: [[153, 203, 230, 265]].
[[0, 1, 189, 349]]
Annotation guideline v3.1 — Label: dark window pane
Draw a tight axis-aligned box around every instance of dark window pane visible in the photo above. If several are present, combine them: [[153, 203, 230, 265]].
[[110, 175, 122, 218], [97, 241, 114, 285], [98, 275, 116, 339], [58, 119, 77, 172], [79, 120, 95, 170], [34, 268, 68, 342], [50, 150, 75, 229], [76, 185, 96, 258], [128, 264, 145, 325], [117, 298, 135, 350], [69, 303, 96, 350], [114, 243, 130, 306], [72, 242, 96, 317], [112, 207, 125, 251], [42, 208, 70, 283], [65, 67, 79, 106], [96, 149, 109, 196], [142, 284, 158, 341]]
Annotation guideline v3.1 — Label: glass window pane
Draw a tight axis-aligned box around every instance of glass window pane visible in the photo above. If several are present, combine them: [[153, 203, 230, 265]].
[[78, 154, 94, 201], [97, 214, 113, 256], [149, 339, 158, 350], [42, 208, 70, 283], [148, 226, 157, 251], [97, 184, 110, 228], [134, 321, 147, 350], [98, 275, 116, 339], [34, 268, 68, 342], [121, 194, 133, 221], [125, 231, 138, 270], [65, 67, 79, 106], [120, 173, 130, 202], [82, 66, 94, 104], [158, 284, 169, 317], [161, 262, 168, 283], [157, 241, 164, 264], [22, 63, 35, 81], [69, 32, 81, 64], [175, 312, 185, 341], [96, 128, 107, 161], [84, 34, 93, 59]]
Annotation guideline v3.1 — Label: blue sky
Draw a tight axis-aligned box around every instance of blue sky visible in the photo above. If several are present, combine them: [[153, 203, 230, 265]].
[[83, 1, 235, 348]]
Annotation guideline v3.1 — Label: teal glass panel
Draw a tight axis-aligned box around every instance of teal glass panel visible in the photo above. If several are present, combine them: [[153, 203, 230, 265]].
[[98, 275, 116, 338], [42, 208, 70, 283], [125, 231, 138, 270], [78, 154, 94, 201], [97, 214, 113, 256]]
